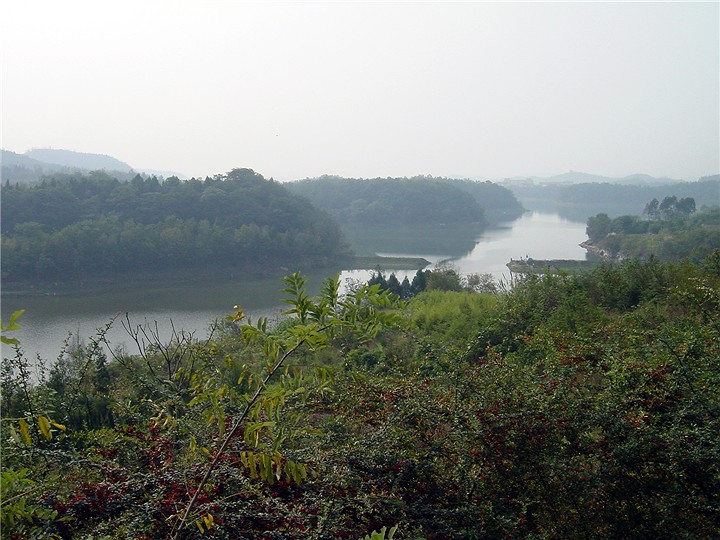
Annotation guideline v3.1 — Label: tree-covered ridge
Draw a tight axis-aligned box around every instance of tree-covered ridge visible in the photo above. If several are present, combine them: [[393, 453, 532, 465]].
[[1, 169, 348, 282], [560, 177, 719, 211], [584, 205, 720, 262], [285, 175, 523, 225], [436, 177, 525, 221], [2, 256, 719, 538]]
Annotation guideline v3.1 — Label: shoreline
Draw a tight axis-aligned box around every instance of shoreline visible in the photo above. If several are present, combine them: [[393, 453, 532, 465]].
[[506, 257, 602, 274]]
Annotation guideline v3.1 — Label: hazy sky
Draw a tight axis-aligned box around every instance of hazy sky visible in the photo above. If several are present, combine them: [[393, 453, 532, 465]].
[[2, 1, 718, 181]]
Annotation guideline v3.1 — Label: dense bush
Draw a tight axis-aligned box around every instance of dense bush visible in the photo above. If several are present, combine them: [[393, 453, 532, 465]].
[[2, 256, 719, 538]]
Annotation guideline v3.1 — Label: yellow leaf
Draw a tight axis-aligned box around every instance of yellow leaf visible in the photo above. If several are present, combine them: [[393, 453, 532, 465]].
[[37, 415, 52, 441], [18, 418, 31, 445], [50, 420, 66, 431]]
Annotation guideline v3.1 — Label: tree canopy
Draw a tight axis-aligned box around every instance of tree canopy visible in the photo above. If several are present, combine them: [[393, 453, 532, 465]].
[[584, 206, 720, 262], [1, 169, 349, 282], [285, 175, 524, 226]]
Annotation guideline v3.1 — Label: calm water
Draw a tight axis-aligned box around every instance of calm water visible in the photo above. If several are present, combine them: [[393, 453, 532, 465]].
[[343, 211, 588, 287], [2, 212, 588, 365]]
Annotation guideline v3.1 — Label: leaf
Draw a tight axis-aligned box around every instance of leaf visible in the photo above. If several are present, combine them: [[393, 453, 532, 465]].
[[188, 395, 205, 407], [247, 453, 258, 478], [261, 453, 273, 482], [18, 419, 31, 446], [244, 421, 275, 447], [1, 309, 23, 343], [6, 309, 25, 331], [50, 420, 66, 431], [284, 460, 308, 483], [37, 415, 52, 441]]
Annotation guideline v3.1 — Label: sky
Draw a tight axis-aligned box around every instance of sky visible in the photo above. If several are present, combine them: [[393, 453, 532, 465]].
[[1, 1, 718, 181]]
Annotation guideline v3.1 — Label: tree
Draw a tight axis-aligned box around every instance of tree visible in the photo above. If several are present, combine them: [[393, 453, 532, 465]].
[[410, 269, 428, 295], [643, 198, 660, 220], [676, 197, 696, 218], [659, 195, 678, 219], [586, 213, 612, 241], [425, 266, 463, 292]]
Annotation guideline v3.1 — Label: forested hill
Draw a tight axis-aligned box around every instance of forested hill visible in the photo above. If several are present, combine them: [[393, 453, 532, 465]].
[[1, 168, 348, 283], [1, 149, 139, 184], [285, 176, 523, 225], [437, 177, 525, 221], [510, 176, 719, 221], [558, 177, 719, 212]]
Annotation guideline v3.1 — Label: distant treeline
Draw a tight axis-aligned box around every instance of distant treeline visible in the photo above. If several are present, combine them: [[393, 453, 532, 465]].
[[285, 175, 524, 225], [510, 175, 719, 222], [1, 169, 347, 283]]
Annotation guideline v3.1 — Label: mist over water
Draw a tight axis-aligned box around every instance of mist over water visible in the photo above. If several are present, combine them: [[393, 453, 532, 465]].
[[2, 212, 588, 366]]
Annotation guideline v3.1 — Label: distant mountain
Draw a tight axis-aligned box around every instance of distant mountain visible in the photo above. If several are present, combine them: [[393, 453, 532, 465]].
[[531, 171, 682, 186], [25, 148, 133, 172], [615, 173, 682, 185], [532, 171, 612, 184], [1, 148, 186, 184], [1, 149, 68, 183], [1, 149, 52, 170]]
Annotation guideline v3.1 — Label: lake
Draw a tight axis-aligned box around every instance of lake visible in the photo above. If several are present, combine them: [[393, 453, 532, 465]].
[[2, 212, 588, 365]]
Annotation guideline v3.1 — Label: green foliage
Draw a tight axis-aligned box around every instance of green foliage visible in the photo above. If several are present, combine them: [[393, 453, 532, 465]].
[[358, 524, 399, 540], [0, 468, 61, 538], [1, 309, 25, 345], [585, 208, 720, 262], [586, 212, 612, 241], [286, 175, 525, 226], [408, 289, 498, 345]]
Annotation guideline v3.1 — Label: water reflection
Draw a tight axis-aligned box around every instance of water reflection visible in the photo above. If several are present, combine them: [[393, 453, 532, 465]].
[[341, 222, 485, 258], [342, 212, 589, 287]]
